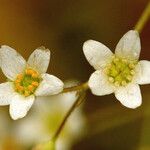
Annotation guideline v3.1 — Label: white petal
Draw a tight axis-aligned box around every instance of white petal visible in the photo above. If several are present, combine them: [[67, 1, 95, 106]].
[[35, 73, 64, 96], [115, 84, 142, 109], [83, 40, 113, 70], [115, 30, 141, 60], [27, 47, 50, 74], [88, 70, 115, 96], [0, 45, 26, 80], [135, 60, 150, 85], [0, 82, 14, 105], [9, 94, 35, 120]]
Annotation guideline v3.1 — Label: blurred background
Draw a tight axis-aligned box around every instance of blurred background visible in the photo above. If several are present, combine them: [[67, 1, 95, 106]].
[[0, 0, 150, 149]]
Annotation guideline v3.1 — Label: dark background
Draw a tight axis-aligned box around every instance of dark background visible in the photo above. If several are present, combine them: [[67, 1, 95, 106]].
[[0, 0, 150, 150]]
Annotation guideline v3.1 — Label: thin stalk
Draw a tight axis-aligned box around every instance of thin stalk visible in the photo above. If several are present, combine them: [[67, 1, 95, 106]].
[[49, 1, 150, 145], [62, 82, 88, 93], [134, 1, 150, 33], [52, 91, 86, 141]]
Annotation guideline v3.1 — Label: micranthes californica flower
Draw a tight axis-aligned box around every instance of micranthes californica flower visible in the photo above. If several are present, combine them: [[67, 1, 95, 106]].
[[83, 30, 150, 108], [0, 46, 64, 120]]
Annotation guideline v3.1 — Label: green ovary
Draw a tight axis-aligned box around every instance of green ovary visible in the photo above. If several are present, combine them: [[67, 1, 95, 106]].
[[105, 56, 137, 86]]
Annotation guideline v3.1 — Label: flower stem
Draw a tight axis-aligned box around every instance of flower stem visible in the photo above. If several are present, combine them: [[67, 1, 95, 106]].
[[52, 91, 86, 142], [49, 1, 150, 145], [51, 82, 88, 143], [134, 1, 150, 33], [62, 82, 89, 93]]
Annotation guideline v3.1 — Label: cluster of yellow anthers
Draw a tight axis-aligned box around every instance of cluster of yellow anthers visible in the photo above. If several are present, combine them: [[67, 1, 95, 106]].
[[105, 56, 137, 87], [14, 68, 41, 97]]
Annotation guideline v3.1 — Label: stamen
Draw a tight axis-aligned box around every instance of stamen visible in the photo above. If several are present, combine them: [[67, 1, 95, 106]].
[[25, 69, 35, 75], [121, 80, 127, 86], [32, 81, 39, 87], [28, 85, 34, 91], [108, 77, 114, 83], [15, 85, 23, 91], [129, 63, 135, 69], [17, 74, 23, 80], [18, 85, 24, 91], [24, 91, 30, 97], [32, 73, 39, 78], [15, 79, 21, 84], [114, 81, 120, 87], [130, 70, 135, 75], [126, 75, 132, 81]]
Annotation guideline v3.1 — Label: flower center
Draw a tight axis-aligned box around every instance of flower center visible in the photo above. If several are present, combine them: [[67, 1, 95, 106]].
[[14, 68, 41, 97], [105, 56, 137, 87]]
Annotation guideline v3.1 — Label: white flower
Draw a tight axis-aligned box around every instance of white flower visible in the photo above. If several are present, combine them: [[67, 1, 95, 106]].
[[0, 46, 64, 120], [15, 81, 86, 150], [83, 30, 150, 109]]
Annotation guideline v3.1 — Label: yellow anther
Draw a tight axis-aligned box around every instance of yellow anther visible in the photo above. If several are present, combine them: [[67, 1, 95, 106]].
[[17, 74, 23, 80], [32, 81, 39, 87], [126, 75, 132, 81], [130, 70, 135, 75], [15, 79, 21, 84], [108, 77, 114, 83], [105, 64, 111, 70], [24, 91, 30, 97], [15, 85, 24, 91], [32, 73, 39, 78], [114, 81, 120, 87], [25, 69, 35, 75], [129, 63, 135, 69], [121, 80, 127, 86], [19, 86, 24, 91], [15, 82, 20, 87], [15, 85, 19, 91], [28, 85, 34, 91]]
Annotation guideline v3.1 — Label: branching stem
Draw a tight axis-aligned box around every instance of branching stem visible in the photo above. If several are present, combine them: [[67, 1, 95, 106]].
[[52, 91, 86, 142], [49, 1, 150, 147], [62, 82, 89, 93]]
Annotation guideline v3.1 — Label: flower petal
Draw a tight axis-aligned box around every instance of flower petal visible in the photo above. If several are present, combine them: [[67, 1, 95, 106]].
[[83, 40, 113, 70], [35, 73, 64, 96], [115, 30, 141, 60], [88, 70, 115, 96], [0, 82, 14, 105], [135, 60, 150, 85], [9, 94, 35, 120], [27, 47, 50, 74], [0, 45, 26, 80], [115, 84, 142, 109]]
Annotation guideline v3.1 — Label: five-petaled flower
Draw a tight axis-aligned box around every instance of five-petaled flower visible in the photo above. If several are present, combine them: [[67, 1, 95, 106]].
[[0, 46, 64, 120], [83, 30, 150, 108]]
